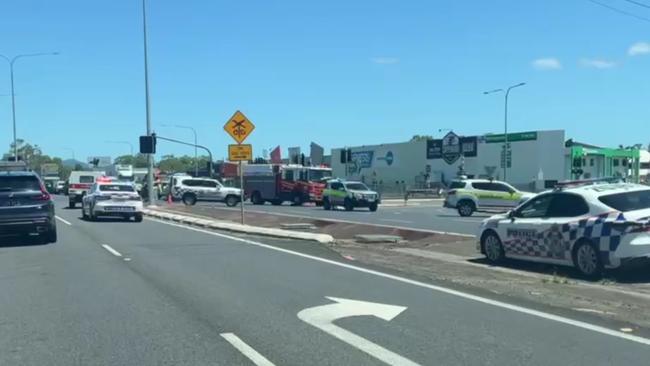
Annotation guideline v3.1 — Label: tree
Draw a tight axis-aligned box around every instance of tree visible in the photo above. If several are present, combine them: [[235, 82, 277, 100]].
[[114, 154, 148, 168], [410, 135, 433, 141]]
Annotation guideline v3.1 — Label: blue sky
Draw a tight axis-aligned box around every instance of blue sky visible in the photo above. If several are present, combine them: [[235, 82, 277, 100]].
[[1, 0, 650, 162]]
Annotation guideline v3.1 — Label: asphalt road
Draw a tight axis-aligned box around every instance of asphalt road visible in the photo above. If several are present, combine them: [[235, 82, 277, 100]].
[[1, 195, 650, 365], [188, 200, 487, 236]]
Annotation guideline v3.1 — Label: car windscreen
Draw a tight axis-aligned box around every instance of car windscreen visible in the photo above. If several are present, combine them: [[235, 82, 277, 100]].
[[79, 175, 95, 183], [99, 184, 135, 192], [0, 176, 41, 192], [345, 183, 369, 191], [599, 190, 650, 212]]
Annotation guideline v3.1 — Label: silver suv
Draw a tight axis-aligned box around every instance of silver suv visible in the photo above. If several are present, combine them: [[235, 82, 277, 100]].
[[177, 178, 242, 207]]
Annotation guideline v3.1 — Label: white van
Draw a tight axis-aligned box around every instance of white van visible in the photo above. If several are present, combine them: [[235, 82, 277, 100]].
[[67, 171, 106, 208]]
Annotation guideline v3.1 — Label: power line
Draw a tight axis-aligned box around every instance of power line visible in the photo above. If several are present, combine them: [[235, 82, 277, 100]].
[[622, 0, 650, 10], [586, 0, 650, 23]]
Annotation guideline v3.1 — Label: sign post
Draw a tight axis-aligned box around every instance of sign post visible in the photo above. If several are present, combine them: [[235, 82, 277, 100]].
[[224, 111, 255, 225]]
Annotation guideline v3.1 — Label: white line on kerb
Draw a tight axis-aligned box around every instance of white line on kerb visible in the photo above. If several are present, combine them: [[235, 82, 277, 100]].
[[55, 216, 72, 226], [221, 333, 276, 366], [148, 217, 650, 347], [101, 244, 122, 257]]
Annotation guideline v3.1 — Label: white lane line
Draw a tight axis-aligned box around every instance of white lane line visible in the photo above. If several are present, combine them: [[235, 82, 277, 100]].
[[221, 333, 276, 366], [149, 218, 650, 347], [55, 215, 72, 226], [101, 244, 123, 257]]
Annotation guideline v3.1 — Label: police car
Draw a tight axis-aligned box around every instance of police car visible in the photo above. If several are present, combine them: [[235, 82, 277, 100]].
[[82, 180, 144, 222], [477, 178, 650, 277], [444, 179, 535, 216], [322, 179, 380, 211]]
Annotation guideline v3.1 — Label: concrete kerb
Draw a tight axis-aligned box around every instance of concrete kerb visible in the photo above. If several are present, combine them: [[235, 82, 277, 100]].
[[142, 208, 334, 244]]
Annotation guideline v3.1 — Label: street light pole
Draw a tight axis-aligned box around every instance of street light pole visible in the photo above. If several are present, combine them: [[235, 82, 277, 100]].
[[0, 52, 58, 161], [142, 0, 155, 205], [161, 124, 198, 176], [105, 141, 134, 156], [483, 82, 526, 182]]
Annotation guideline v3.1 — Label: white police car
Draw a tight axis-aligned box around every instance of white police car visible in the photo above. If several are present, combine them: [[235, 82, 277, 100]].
[[82, 180, 144, 222], [477, 179, 650, 277]]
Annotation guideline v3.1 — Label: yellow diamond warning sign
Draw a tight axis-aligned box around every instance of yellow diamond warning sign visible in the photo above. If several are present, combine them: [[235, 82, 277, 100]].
[[228, 144, 252, 161], [223, 110, 255, 144]]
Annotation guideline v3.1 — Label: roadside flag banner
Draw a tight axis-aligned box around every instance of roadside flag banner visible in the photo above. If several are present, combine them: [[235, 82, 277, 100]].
[[270, 146, 282, 164]]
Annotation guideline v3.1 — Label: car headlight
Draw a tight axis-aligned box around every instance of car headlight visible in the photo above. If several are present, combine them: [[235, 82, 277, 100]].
[[354, 193, 363, 199]]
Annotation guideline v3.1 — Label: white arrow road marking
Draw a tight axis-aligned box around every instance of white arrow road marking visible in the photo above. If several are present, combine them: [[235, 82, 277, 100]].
[[298, 297, 421, 366], [221, 333, 276, 366]]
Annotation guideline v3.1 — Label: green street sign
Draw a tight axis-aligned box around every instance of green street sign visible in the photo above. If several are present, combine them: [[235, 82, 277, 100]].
[[485, 131, 537, 143]]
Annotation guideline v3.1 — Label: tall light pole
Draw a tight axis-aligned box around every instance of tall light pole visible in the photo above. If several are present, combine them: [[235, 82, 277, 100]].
[[483, 82, 526, 182], [62, 147, 75, 161], [0, 52, 59, 161], [105, 140, 134, 156], [161, 123, 198, 176], [142, 0, 155, 205]]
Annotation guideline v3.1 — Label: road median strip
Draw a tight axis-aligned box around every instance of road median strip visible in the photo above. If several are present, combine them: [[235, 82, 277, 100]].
[[143, 208, 334, 244]]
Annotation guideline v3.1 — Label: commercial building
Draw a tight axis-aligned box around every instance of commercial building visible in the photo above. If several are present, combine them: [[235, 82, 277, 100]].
[[565, 141, 647, 183], [331, 130, 566, 192]]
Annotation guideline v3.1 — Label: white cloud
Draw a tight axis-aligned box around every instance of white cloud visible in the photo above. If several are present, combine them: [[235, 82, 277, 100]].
[[580, 58, 617, 69], [629, 42, 650, 56], [531, 58, 562, 70], [370, 57, 399, 65]]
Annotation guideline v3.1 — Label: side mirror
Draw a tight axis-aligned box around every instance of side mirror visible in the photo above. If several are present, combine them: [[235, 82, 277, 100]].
[[507, 210, 516, 219]]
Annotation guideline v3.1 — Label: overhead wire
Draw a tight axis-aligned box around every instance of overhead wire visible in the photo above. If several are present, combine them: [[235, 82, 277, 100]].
[[621, 0, 650, 10], [585, 0, 650, 23]]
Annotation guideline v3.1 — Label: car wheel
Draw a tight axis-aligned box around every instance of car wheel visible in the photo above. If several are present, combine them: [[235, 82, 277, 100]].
[[482, 231, 504, 263], [68, 200, 76, 209], [457, 200, 475, 217], [344, 198, 354, 211], [82, 205, 88, 220], [225, 195, 239, 207], [134, 213, 143, 222], [251, 192, 264, 205], [182, 193, 197, 206], [323, 198, 331, 211], [369, 202, 378, 212], [572, 240, 603, 279]]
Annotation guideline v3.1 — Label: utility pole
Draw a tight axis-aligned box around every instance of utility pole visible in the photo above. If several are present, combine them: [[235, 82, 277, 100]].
[[483, 82, 526, 182], [142, 0, 155, 205], [0, 52, 58, 161]]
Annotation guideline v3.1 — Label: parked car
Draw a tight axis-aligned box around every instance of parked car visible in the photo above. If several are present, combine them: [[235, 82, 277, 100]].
[[67, 171, 106, 208], [175, 177, 242, 207], [0, 170, 57, 243], [444, 179, 534, 217], [322, 179, 380, 211], [477, 179, 650, 278], [82, 181, 144, 222]]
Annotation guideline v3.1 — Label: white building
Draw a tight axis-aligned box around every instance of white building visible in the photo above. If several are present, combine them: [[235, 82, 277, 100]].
[[331, 130, 566, 192]]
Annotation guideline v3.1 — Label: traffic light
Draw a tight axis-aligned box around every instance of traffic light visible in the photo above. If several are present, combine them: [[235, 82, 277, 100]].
[[140, 134, 157, 154]]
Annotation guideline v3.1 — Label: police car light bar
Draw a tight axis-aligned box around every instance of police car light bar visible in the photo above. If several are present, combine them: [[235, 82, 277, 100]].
[[555, 177, 624, 189]]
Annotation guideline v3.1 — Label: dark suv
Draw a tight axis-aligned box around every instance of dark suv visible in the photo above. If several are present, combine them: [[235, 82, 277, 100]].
[[0, 171, 57, 243]]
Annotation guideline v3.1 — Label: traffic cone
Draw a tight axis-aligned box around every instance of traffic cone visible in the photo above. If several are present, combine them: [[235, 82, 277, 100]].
[[167, 194, 172, 205]]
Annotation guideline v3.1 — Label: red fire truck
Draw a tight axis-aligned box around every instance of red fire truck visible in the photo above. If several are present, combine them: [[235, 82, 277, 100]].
[[224, 164, 332, 205]]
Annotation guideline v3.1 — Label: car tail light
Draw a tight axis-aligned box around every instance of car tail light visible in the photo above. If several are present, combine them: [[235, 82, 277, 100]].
[[34, 181, 51, 201]]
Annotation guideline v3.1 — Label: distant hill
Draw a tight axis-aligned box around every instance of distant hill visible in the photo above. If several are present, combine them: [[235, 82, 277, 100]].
[[62, 159, 90, 169]]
